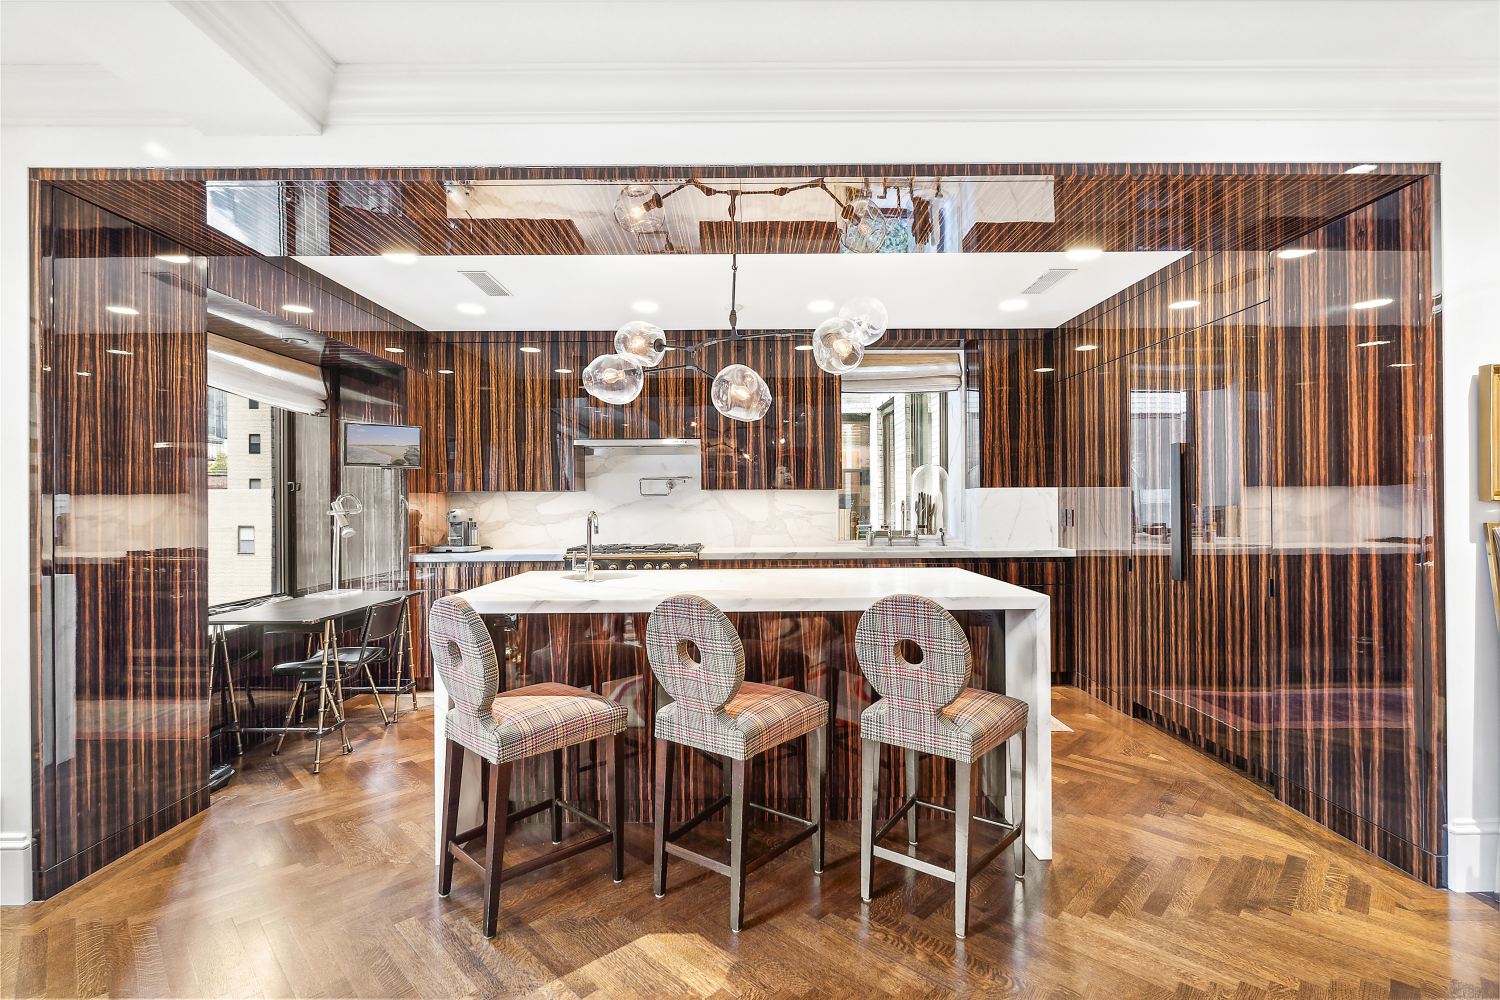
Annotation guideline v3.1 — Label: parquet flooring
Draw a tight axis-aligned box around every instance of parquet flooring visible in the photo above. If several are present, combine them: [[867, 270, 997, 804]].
[[3, 687, 1495, 999]]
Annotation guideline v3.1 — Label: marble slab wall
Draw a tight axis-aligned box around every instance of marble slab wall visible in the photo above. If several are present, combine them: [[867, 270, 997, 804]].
[[965, 487, 1060, 549], [452, 450, 842, 549]]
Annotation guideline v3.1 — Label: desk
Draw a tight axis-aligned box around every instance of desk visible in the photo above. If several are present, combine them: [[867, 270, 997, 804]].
[[210, 589, 420, 773], [435, 567, 1052, 861]]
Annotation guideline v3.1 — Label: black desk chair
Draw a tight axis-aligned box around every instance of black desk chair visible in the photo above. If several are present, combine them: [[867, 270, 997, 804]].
[[270, 597, 406, 767]]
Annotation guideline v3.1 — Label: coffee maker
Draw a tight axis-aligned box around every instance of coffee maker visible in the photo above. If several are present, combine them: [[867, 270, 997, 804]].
[[431, 509, 481, 553]]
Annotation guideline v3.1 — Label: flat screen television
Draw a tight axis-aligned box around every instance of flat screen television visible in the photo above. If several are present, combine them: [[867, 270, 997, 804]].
[[343, 422, 422, 469]]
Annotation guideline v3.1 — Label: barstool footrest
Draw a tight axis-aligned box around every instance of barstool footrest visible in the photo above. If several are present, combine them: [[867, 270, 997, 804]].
[[914, 798, 1020, 831], [665, 794, 732, 843], [664, 842, 732, 877], [873, 844, 957, 883]]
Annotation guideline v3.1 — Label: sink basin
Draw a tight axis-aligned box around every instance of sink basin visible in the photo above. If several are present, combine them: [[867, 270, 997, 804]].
[[559, 572, 637, 583]]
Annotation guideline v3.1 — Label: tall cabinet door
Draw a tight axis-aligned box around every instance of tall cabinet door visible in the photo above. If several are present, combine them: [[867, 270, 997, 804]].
[[1265, 182, 1440, 877], [1125, 309, 1276, 772]]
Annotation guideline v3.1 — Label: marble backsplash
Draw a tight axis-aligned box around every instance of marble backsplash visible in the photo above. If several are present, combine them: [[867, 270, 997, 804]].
[[434, 451, 842, 550]]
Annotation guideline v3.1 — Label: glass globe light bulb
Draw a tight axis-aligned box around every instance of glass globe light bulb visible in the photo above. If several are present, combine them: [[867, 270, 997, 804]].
[[839, 295, 889, 345], [613, 321, 667, 367], [613, 184, 666, 235], [711, 364, 772, 422], [812, 317, 865, 374], [838, 196, 889, 253], [582, 353, 645, 404]]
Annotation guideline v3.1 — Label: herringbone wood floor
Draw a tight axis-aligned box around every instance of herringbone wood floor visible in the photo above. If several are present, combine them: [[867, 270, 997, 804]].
[[3, 686, 1495, 999]]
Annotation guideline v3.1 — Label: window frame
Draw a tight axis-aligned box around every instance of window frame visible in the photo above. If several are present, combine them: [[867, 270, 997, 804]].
[[237, 525, 255, 555], [248, 432, 262, 454]]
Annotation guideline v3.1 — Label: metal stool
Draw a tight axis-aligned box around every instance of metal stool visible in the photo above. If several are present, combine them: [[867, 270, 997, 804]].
[[647, 594, 829, 933], [855, 593, 1028, 939], [431, 596, 628, 938]]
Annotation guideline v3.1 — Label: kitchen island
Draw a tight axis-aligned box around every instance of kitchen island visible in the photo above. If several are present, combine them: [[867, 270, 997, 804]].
[[435, 566, 1052, 864]]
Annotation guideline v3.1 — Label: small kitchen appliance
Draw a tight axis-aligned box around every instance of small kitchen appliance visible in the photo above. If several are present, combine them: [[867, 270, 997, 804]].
[[431, 509, 482, 553]]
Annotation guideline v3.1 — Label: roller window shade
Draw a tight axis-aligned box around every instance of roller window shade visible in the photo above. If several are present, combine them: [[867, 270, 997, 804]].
[[840, 351, 964, 393], [207, 333, 328, 415]]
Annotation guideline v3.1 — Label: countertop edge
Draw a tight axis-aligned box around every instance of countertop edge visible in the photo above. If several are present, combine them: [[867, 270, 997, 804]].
[[411, 546, 1076, 564]]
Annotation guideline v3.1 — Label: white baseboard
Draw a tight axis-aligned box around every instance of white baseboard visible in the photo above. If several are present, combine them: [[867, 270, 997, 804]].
[[1446, 817, 1500, 893], [0, 831, 33, 906]]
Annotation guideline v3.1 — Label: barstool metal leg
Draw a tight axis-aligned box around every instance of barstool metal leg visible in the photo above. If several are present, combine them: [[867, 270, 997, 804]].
[[905, 749, 920, 845], [953, 758, 978, 939], [481, 758, 512, 939], [1016, 730, 1027, 881], [273, 681, 303, 756], [809, 725, 826, 874], [438, 741, 463, 896], [652, 738, 673, 898], [365, 663, 391, 725], [727, 757, 748, 932], [721, 755, 732, 841], [859, 738, 878, 901], [606, 734, 624, 883]]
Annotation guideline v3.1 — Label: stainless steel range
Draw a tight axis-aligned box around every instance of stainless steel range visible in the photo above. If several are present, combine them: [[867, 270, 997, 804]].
[[564, 542, 703, 572]]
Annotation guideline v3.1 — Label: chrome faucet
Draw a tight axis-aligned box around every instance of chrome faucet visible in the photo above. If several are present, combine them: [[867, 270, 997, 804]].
[[584, 511, 600, 581]]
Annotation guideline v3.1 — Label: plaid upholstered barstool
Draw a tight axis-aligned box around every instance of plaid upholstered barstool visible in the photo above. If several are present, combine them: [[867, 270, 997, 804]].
[[647, 594, 829, 932], [855, 594, 1028, 939], [430, 596, 628, 938]]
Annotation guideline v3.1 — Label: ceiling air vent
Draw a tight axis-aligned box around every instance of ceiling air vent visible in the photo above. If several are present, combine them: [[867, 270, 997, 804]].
[[1022, 268, 1076, 294], [459, 270, 513, 296]]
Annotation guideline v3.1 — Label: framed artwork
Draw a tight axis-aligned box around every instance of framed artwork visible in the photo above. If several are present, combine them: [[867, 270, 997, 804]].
[[1482, 364, 1500, 502]]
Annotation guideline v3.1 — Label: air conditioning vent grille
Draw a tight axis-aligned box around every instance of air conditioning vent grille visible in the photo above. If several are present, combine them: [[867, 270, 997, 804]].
[[1023, 269, 1076, 294], [459, 271, 512, 296]]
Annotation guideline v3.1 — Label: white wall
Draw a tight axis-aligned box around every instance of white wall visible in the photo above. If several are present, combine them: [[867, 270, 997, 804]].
[[4, 86, 1497, 902]]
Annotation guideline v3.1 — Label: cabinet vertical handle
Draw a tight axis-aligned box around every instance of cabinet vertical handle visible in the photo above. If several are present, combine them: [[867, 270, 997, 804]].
[[1170, 442, 1191, 582]]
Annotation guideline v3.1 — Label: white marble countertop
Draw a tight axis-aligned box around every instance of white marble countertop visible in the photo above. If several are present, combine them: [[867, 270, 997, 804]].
[[454, 566, 1050, 615], [411, 543, 1075, 564]]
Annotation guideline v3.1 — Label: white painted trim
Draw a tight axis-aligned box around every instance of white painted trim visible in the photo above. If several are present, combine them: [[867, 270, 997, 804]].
[[0, 833, 32, 907]]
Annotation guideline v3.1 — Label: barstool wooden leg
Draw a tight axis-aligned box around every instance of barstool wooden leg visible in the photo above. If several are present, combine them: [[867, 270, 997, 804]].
[[606, 734, 624, 883], [727, 757, 748, 932], [809, 725, 826, 874], [720, 755, 732, 841], [859, 738, 878, 901], [482, 758, 512, 939], [550, 749, 564, 844], [438, 741, 464, 896], [652, 738, 673, 898], [905, 749, 920, 845], [953, 758, 979, 939]]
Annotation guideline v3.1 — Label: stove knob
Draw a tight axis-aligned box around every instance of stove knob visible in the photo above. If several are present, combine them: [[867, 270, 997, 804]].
[[625, 562, 636, 570], [678, 562, 689, 569], [641, 562, 654, 570], [606, 562, 619, 570]]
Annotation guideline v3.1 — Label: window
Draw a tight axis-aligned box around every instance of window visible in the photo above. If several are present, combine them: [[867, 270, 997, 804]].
[[248, 433, 261, 454], [248, 399, 259, 409], [248, 478, 261, 490], [209, 384, 281, 605], [237, 526, 255, 554]]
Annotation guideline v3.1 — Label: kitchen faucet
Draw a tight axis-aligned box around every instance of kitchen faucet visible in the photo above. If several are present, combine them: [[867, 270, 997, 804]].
[[584, 511, 600, 581]]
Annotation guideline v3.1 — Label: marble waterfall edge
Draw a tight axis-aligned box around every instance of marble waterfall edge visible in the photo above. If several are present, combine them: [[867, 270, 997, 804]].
[[454, 450, 841, 550]]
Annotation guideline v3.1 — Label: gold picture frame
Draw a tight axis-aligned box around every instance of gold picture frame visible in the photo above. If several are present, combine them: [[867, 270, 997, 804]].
[[1482, 364, 1500, 502], [1487, 522, 1500, 634]]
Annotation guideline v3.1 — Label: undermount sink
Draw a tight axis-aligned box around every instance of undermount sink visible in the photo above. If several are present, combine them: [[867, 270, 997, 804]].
[[559, 571, 637, 583]]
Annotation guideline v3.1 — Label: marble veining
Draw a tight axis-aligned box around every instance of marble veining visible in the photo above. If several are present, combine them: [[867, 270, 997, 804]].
[[965, 487, 1059, 550]]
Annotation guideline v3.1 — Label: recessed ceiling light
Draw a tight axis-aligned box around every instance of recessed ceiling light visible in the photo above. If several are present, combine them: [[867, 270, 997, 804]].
[[437, 369, 454, 375], [1357, 340, 1392, 347], [1168, 300, 1199, 310], [106, 349, 133, 355], [457, 303, 485, 315], [76, 371, 90, 377], [1277, 248, 1316, 259], [283, 304, 313, 314], [795, 344, 814, 351], [41, 366, 51, 372], [1034, 367, 1055, 372], [106, 305, 138, 315], [632, 301, 660, 314], [1345, 164, 1378, 174], [1389, 362, 1414, 368], [999, 299, 1028, 311], [155, 254, 191, 264], [281, 337, 308, 346], [384, 347, 405, 353], [382, 252, 417, 263], [1065, 248, 1102, 261], [1075, 345, 1099, 352], [1352, 298, 1393, 309], [519, 346, 542, 353], [779, 438, 786, 444], [807, 300, 834, 313], [152, 442, 172, 449], [554, 368, 573, 374]]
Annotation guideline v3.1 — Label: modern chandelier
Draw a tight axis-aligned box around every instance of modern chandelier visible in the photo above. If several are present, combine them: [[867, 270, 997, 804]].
[[581, 179, 891, 422]]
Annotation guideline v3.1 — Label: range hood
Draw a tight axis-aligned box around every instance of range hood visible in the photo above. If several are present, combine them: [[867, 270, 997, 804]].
[[573, 438, 701, 456]]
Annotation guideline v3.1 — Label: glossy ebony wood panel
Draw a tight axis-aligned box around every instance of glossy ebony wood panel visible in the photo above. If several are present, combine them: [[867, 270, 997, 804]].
[[978, 337, 1054, 488], [33, 188, 210, 899]]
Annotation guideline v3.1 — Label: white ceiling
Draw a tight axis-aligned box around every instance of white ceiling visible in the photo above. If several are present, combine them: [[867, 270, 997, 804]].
[[296, 250, 1187, 332], [1, 1, 1493, 134]]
